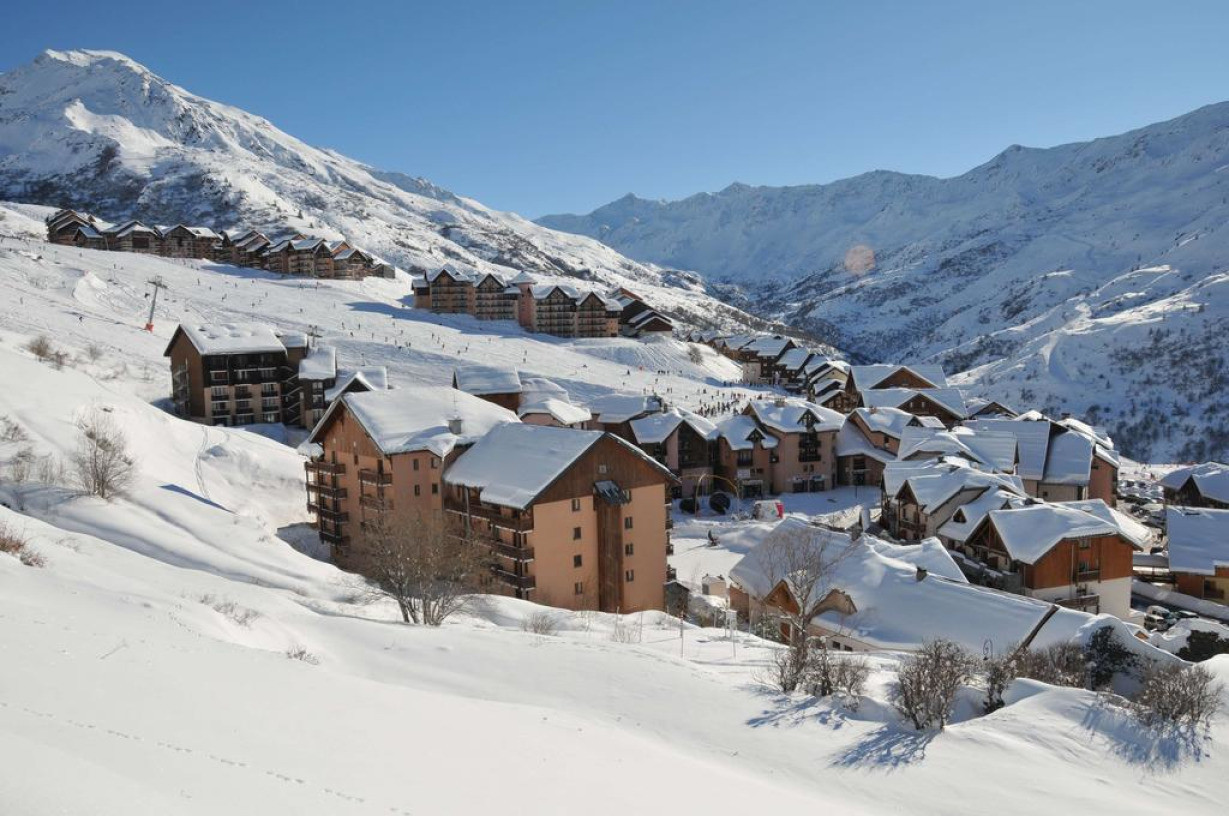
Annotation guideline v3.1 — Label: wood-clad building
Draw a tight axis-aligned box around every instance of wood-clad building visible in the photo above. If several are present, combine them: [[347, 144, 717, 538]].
[[162, 225, 221, 259], [473, 273, 518, 320], [443, 423, 677, 612], [104, 220, 162, 254]]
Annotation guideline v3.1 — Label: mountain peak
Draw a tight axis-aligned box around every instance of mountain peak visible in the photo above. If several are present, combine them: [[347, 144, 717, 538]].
[[39, 48, 151, 73]]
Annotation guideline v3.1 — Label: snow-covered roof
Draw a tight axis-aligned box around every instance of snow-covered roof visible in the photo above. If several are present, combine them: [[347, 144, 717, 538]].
[[987, 502, 1125, 564], [588, 394, 662, 424], [177, 323, 285, 356], [324, 366, 389, 402], [889, 460, 1025, 514], [427, 264, 477, 283], [453, 364, 522, 396], [834, 421, 896, 464], [166, 224, 220, 239], [443, 424, 605, 509], [852, 406, 918, 440], [1058, 500, 1152, 549], [519, 398, 592, 426], [729, 518, 1093, 653], [510, 271, 536, 284], [747, 398, 844, 434], [741, 336, 793, 359], [630, 407, 718, 445], [938, 488, 1025, 543], [1159, 462, 1229, 504], [849, 364, 948, 390], [106, 220, 159, 238], [311, 386, 517, 458], [776, 347, 814, 372], [716, 414, 778, 451], [298, 344, 336, 380], [1042, 429, 1094, 485], [963, 418, 1053, 481], [861, 387, 967, 419], [1166, 507, 1229, 575], [897, 426, 1018, 472]]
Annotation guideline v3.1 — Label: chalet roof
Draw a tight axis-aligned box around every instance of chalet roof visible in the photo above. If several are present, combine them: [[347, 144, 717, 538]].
[[851, 406, 919, 440], [1059, 500, 1152, 549], [169, 322, 285, 356], [716, 414, 778, 451], [938, 488, 1026, 543], [73, 224, 104, 240], [519, 398, 592, 426], [629, 309, 673, 328], [986, 501, 1127, 565], [324, 367, 389, 402], [630, 407, 718, 445], [453, 364, 522, 396], [165, 224, 220, 239], [962, 418, 1053, 481], [776, 347, 814, 372], [966, 397, 1018, 418], [888, 460, 1025, 514], [729, 519, 1095, 653], [897, 426, 1018, 472], [427, 264, 477, 283], [105, 220, 159, 238], [309, 386, 516, 458], [1041, 429, 1094, 485], [1166, 507, 1229, 575], [747, 398, 844, 434], [297, 344, 337, 380], [741, 335, 794, 359], [861, 387, 967, 419], [588, 394, 663, 424], [510, 271, 537, 284], [531, 283, 581, 301], [849, 364, 948, 391], [444, 423, 673, 510], [717, 334, 757, 350], [834, 421, 896, 464], [1159, 462, 1229, 504]]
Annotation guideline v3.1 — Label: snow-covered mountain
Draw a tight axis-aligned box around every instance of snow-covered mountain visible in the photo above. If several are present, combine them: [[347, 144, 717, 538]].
[[0, 49, 780, 335], [540, 107, 1229, 460]]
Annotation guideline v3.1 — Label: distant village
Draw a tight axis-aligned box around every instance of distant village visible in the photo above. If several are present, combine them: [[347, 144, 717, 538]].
[[161, 314, 1229, 647], [45, 208, 397, 279]]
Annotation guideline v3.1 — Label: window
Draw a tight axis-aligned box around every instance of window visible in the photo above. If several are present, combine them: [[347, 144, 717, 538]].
[[431, 483, 439, 495], [413, 485, 421, 496], [430, 457, 439, 469], [598, 464, 608, 475], [263, 413, 278, 423], [573, 554, 583, 568], [572, 526, 582, 540], [413, 459, 419, 471], [211, 386, 228, 397], [571, 498, 581, 512], [625, 569, 635, 582], [624, 516, 634, 530], [1077, 538, 1090, 550], [736, 450, 753, 467], [624, 542, 634, 556], [574, 582, 584, 595]]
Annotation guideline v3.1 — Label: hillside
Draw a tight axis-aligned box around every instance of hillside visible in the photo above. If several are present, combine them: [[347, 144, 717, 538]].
[[0, 49, 779, 336], [0, 203, 1227, 814], [540, 106, 1229, 460]]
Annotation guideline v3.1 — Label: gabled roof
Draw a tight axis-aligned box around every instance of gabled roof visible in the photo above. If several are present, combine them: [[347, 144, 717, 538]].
[[105, 220, 159, 238], [716, 414, 778, 451], [588, 394, 663, 424], [888, 460, 1025, 514], [444, 424, 674, 509], [1059, 499, 1152, 549], [453, 364, 522, 396], [324, 367, 389, 402], [630, 407, 718, 445], [938, 488, 1026, 543], [747, 398, 844, 434], [962, 418, 1053, 481], [834, 421, 896, 464], [1159, 462, 1229, 504], [165, 224, 220, 239], [1042, 429, 1094, 485], [849, 364, 948, 391], [519, 398, 592, 426], [861, 387, 967, 419], [1166, 507, 1229, 575], [741, 335, 794, 359], [729, 518, 1095, 653], [510, 271, 537, 285], [165, 323, 285, 357], [308, 386, 516, 458], [851, 406, 919, 440], [896, 426, 1018, 472], [986, 502, 1124, 565]]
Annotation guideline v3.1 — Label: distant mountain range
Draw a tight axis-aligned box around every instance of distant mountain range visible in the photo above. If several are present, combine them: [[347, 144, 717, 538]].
[[0, 49, 775, 336], [540, 106, 1229, 460]]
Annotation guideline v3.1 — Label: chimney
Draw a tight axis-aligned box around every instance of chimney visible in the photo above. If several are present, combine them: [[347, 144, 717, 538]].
[[774, 396, 786, 407], [915, 567, 928, 582], [447, 417, 464, 435]]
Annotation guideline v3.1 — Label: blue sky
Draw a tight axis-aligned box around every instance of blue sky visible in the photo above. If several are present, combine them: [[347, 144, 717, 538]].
[[3, 1, 1228, 217]]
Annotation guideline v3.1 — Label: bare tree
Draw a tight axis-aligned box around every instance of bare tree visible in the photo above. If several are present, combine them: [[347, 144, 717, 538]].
[[71, 408, 136, 499], [25, 335, 53, 362], [756, 525, 856, 692], [809, 639, 871, 710], [894, 639, 977, 730], [359, 510, 488, 626], [687, 344, 705, 365], [1133, 662, 1223, 728]]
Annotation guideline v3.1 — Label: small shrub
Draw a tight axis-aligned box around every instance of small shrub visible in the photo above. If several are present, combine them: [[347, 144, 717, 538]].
[[72, 409, 136, 499], [1085, 626, 1138, 689], [285, 646, 320, 665], [1133, 663, 1223, 728], [85, 343, 105, 363], [1015, 642, 1086, 688], [199, 594, 261, 627], [0, 522, 42, 567], [35, 453, 66, 487], [831, 653, 871, 710], [894, 639, 977, 730], [610, 614, 644, 644], [982, 651, 1019, 714], [1177, 630, 1229, 662], [19, 549, 46, 568], [0, 416, 29, 443], [25, 335, 53, 362], [6, 445, 35, 484], [521, 610, 561, 636]]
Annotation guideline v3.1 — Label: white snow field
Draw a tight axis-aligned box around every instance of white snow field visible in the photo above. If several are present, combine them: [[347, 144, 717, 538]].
[[1, 222, 1228, 815]]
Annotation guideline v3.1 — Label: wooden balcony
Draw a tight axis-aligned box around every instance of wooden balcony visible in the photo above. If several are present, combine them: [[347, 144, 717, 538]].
[[446, 503, 534, 531], [306, 482, 347, 500], [358, 469, 393, 486], [1073, 568, 1101, 582], [308, 502, 349, 523], [305, 460, 346, 476], [488, 540, 535, 562], [1056, 594, 1100, 612], [490, 567, 536, 590], [319, 528, 350, 546], [360, 494, 391, 511]]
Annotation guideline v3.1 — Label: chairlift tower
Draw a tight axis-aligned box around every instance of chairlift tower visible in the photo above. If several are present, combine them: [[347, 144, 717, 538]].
[[144, 275, 167, 332]]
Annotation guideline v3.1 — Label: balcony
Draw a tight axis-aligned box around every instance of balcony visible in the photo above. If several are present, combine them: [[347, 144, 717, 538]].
[[305, 460, 346, 476], [319, 528, 350, 546], [446, 503, 534, 531], [488, 540, 535, 561], [1056, 594, 1100, 612], [308, 502, 349, 523], [306, 482, 347, 500], [1073, 568, 1101, 582], [360, 494, 390, 511], [490, 567, 536, 590], [358, 469, 393, 486]]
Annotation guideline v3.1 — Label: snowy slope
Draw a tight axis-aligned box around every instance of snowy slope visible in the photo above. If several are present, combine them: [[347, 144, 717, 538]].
[[0, 49, 778, 336], [541, 106, 1229, 459], [0, 219, 1227, 814]]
